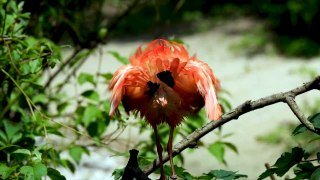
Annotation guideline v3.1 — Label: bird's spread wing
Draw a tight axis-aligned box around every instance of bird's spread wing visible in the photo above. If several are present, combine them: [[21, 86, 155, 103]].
[[185, 59, 222, 120], [108, 65, 147, 116]]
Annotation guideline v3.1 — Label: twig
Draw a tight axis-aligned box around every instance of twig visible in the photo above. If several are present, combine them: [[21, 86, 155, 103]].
[[43, 0, 140, 89], [54, 50, 91, 94], [285, 95, 317, 133], [0, 35, 26, 42], [5, 42, 20, 74], [264, 163, 275, 180], [143, 76, 320, 174], [44, 48, 81, 89]]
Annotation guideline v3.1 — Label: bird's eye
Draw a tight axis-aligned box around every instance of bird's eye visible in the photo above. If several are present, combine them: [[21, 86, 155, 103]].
[[156, 70, 175, 87], [146, 81, 160, 97]]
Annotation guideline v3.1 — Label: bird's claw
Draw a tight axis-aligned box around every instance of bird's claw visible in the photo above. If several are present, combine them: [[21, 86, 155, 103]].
[[170, 175, 178, 180]]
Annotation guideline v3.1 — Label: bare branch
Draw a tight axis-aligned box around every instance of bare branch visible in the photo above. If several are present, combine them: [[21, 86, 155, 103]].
[[144, 75, 320, 174], [264, 163, 275, 180], [44, 48, 81, 89], [285, 95, 317, 133], [44, 0, 140, 89]]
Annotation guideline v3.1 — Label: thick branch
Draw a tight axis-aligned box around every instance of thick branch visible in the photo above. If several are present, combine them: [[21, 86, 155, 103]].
[[144, 76, 320, 174]]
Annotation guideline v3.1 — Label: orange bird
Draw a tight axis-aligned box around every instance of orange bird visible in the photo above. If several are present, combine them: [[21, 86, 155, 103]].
[[109, 39, 221, 179]]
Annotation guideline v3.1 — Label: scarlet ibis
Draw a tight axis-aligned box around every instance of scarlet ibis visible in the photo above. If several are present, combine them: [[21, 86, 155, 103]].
[[109, 39, 221, 179]]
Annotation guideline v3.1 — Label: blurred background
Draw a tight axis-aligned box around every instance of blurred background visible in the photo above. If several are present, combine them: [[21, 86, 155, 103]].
[[1, 0, 320, 179]]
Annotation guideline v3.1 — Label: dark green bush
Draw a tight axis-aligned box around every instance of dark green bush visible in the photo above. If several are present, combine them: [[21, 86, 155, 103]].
[[252, 0, 320, 57]]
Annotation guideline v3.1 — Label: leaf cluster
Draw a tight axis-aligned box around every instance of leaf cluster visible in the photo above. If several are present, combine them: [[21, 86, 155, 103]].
[[258, 112, 320, 179], [0, 1, 67, 179]]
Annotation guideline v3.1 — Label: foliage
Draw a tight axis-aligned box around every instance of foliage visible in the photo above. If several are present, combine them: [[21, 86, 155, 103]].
[[251, 0, 320, 57], [162, 165, 247, 180], [19, 0, 320, 57], [2, 1, 238, 178], [21, 0, 107, 48], [0, 0, 64, 179], [2, 0, 320, 179], [257, 106, 320, 179], [256, 67, 320, 179], [207, 131, 238, 165], [114, 164, 247, 180]]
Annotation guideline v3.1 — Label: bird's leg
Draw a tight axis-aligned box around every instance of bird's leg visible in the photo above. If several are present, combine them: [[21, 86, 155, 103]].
[[153, 126, 165, 180], [167, 126, 177, 179]]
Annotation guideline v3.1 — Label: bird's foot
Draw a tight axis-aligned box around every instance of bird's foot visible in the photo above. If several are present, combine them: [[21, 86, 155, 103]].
[[170, 175, 178, 180]]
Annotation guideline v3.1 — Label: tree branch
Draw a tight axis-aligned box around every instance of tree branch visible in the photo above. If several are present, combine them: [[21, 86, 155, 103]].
[[285, 95, 318, 133], [143, 75, 320, 175], [44, 48, 81, 89], [44, 0, 140, 89], [104, 0, 140, 42]]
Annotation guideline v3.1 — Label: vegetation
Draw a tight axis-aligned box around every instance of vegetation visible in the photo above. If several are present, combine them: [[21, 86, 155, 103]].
[[0, 0, 319, 179], [0, 1, 64, 179]]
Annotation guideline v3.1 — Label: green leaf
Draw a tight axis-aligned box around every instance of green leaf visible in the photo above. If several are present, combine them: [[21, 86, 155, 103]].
[[20, 163, 47, 180], [20, 166, 34, 179], [25, 36, 37, 50], [87, 119, 106, 137], [292, 113, 320, 135], [47, 168, 66, 180], [32, 149, 42, 161], [9, 132, 22, 144], [168, 38, 185, 44], [33, 163, 47, 180], [223, 142, 238, 154], [81, 90, 100, 102], [61, 159, 75, 173], [108, 51, 129, 64], [78, 73, 95, 85], [100, 72, 113, 80], [29, 59, 42, 73], [293, 162, 316, 180], [219, 96, 232, 113], [82, 105, 103, 127], [104, 100, 111, 112], [69, 146, 89, 164], [162, 165, 194, 180], [201, 169, 247, 180], [258, 147, 304, 179], [98, 28, 108, 40], [32, 94, 48, 104], [0, 163, 17, 179], [273, 147, 304, 176], [3, 120, 22, 143], [208, 142, 225, 164], [221, 133, 234, 139], [112, 168, 124, 180], [87, 121, 99, 137], [311, 167, 320, 180], [309, 113, 320, 128], [57, 102, 69, 113], [12, 149, 31, 156], [20, 59, 42, 75], [0, 131, 8, 144], [292, 124, 306, 136]]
